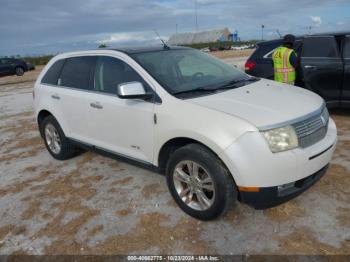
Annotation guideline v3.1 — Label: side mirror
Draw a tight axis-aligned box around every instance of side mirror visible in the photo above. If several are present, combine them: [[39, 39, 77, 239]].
[[117, 82, 153, 100]]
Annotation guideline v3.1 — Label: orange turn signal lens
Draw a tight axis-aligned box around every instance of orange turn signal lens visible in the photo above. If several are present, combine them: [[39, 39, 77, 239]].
[[238, 186, 261, 192]]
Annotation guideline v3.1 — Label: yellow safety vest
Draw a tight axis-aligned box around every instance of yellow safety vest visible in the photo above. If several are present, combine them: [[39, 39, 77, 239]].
[[272, 46, 296, 85]]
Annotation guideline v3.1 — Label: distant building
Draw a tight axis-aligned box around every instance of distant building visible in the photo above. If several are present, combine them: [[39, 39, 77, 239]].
[[168, 27, 233, 45]]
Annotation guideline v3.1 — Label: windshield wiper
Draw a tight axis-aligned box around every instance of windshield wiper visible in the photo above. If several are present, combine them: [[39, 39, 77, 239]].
[[172, 77, 260, 96], [218, 77, 259, 89], [172, 87, 216, 96]]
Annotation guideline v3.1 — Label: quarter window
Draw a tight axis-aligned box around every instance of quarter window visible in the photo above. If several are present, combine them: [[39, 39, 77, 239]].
[[41, 59, 65, 85], [94, 56, 147, 95], [302, 36, 339, 58], [59, 56, 95, 90]]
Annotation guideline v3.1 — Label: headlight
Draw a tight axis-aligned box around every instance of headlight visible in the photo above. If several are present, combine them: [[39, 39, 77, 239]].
[[262, 125, 298, 153]]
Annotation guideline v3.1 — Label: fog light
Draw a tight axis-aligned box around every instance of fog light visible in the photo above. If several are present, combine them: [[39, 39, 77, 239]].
[[277, 182, 295, 196]]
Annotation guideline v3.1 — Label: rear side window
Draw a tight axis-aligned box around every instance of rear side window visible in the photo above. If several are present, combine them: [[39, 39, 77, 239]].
[[344, 36, 350, 58], [59, 56, 95, 90], [41, 59, 65, 85], [302, 36, 339, 58], [250, 41, 281, 59], [94, 56, 146, 94]]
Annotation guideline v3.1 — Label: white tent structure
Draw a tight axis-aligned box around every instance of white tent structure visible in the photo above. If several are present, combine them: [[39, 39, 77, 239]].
[[168, 28, 232, 45]]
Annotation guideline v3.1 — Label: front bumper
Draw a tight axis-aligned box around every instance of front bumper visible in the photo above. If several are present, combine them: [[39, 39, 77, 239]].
[[239, 164, 329, 209], [219, 117, 337, 188]]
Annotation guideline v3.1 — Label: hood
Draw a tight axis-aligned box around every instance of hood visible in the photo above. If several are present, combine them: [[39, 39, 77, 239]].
[[189, 79, 324, 129]]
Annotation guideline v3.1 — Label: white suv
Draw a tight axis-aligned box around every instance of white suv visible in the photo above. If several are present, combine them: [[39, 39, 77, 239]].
[[34, 46, 337, 220]]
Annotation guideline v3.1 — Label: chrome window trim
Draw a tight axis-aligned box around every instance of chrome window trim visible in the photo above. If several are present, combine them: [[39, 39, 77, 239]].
[[40, 83, 161, 104], [258, 103, 326, 131], [263, 49, 276, 59], [41, 82, 119, 98]]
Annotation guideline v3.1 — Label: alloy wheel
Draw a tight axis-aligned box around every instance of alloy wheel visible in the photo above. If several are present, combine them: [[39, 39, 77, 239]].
[[44, 123, 61, 154], [173, 160, 215, 211]]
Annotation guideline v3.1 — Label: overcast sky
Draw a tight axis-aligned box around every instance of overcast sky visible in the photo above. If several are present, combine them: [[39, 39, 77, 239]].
[[0, 0, 349, 56]]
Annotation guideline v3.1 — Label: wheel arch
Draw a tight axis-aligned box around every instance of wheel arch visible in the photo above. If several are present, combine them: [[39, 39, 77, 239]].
[[14, 65, 25, 72], [157, 137, 231, 176], [37, 109, 54, 136]]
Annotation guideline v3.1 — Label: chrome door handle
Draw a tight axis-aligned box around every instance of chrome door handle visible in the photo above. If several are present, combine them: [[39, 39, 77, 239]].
[[90, 102, 103, 109], [51, 94, 60, 100], [304, 65, 316, 69]]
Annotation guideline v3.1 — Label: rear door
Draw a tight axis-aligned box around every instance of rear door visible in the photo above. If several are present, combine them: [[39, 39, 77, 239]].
[[300, 36, 343, 105], [57, 56, 96, 142], [342, 35, 350, 106]]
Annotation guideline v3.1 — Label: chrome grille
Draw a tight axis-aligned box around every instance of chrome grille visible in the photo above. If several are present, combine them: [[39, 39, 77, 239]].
[[292, 107, 329, 148]]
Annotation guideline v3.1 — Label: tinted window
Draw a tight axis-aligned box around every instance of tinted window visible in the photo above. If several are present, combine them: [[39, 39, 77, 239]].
[[302, 37, 339, 58], [0, 59, 10, 64], [252, 41, 281, 59], [94, 56, 146, 94], [266, 40, 302, 58], [262, 44, 278, 58], [59, 56, 95, 90], [344, 36, 350, 58], [41, 59, 65, 85]]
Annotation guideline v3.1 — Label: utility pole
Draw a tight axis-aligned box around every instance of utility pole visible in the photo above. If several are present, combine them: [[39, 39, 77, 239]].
[[308, 26, 312, 35], [261, 24, 265, 40], [194, 0, 198, 32], [176, 23, 178, 34]]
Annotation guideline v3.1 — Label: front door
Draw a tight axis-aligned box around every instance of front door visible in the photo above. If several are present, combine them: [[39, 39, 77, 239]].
[[342, 35, 350, 106], [86, 56, 155, 163], [300, 36, 343, 106]]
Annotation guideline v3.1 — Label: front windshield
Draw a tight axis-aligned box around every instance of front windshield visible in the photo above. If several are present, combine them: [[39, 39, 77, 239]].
[[131, 49, 250, 96]]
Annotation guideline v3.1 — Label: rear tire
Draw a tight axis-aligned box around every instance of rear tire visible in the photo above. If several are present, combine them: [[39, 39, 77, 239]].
[[15, 67, 24, 76], [40, 115, 76, 160], [166, 143, 237, 220]]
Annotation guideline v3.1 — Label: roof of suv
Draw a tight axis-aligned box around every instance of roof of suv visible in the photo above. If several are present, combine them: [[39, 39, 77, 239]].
[[258, 31, 350, 46], [109, 45, 190, 54]]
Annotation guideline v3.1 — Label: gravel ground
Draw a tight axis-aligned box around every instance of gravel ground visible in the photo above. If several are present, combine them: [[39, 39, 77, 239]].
[[0, 59, 349, 255]]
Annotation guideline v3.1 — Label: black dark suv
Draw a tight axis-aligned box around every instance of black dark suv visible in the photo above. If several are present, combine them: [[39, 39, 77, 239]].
[[0, 58, 34, 77], [245, 32, 350, 108]]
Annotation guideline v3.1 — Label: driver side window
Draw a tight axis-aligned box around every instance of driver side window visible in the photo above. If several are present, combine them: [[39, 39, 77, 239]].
[[94, 56, 147, 95]]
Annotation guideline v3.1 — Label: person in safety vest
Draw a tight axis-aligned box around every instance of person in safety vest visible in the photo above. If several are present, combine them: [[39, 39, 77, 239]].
[[272, 34, 298, 85]]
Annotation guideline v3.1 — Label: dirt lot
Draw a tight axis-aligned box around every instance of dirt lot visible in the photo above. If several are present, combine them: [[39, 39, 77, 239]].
[[0, 57, 349, 255]]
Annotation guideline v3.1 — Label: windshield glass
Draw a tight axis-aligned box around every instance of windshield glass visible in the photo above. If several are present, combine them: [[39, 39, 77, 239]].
[[131, 49, 250, 96]]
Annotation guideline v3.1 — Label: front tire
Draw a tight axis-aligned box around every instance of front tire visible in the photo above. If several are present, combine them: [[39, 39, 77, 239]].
[[15, 67, 24, 76], [40, 116, 76, 160], [166, 144, 237, 220]]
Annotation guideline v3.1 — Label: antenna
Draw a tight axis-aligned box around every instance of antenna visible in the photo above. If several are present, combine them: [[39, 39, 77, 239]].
[[153, 29, 170, 49], [276, 29, 282, 38]]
